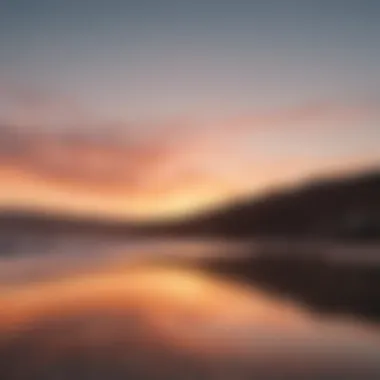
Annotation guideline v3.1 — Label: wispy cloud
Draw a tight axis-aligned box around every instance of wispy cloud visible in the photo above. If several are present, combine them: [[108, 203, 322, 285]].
[[0, 84, 379, 219]]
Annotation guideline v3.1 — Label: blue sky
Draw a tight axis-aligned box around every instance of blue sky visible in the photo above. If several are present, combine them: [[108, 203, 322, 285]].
[[1, 0, 380, 119]]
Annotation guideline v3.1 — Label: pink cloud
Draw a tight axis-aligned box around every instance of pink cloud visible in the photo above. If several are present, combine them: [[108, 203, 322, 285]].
[[0, 83, 378, 216]]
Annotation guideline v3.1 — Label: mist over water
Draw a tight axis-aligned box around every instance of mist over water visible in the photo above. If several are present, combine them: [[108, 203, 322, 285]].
[[1, 240, 380, 380]]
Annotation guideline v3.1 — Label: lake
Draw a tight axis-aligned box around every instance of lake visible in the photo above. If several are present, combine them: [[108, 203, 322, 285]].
[[1, 238, 380, 379]]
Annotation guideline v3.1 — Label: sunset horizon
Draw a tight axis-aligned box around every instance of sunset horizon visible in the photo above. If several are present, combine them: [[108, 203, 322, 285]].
[[1, 1, 380, 221]]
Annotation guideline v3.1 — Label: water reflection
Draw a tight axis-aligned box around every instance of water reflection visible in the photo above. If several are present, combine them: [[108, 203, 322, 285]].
[[1, 259, 380, 379]]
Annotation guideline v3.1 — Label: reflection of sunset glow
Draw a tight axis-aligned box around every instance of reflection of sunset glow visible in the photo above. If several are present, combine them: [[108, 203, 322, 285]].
[[0, 266, 307, 340], [2, 264, 380, 379]]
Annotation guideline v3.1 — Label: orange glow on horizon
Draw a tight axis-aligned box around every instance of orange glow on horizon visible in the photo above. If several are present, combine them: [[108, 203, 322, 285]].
[[0, 100, 378, 221], [0, 163, 239, 221], [0, 151, 378, 221]]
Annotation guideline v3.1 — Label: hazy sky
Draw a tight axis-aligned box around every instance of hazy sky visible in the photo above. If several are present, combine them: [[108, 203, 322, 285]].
[[0, 0, 379, 219]]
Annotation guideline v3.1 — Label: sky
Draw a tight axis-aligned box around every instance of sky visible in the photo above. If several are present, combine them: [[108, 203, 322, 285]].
[[0, 0, 379, 220]]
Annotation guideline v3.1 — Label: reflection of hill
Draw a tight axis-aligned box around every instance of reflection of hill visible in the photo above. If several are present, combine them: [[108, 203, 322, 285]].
[[0, 210, 134, 235], [199, 252, 380, 321], [160, 169, 380, 240]]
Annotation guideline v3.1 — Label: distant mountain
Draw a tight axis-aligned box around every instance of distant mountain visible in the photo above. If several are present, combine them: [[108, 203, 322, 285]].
[[0, 209, 138, 236], [0, 209, 140, 256], [157, 169, 380, 240]]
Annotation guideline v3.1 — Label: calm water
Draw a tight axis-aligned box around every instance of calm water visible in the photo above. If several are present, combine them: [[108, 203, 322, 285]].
[[1, 239, 380, 379]]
